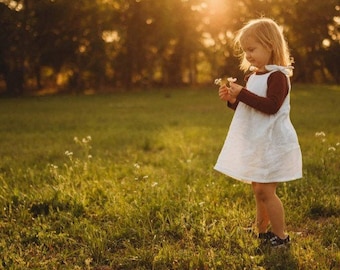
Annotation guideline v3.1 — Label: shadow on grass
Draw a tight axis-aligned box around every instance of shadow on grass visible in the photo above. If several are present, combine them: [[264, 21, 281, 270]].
[[262, 246, 299, 270]]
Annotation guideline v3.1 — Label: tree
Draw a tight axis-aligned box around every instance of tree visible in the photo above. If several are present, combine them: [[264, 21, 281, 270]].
[[283, 0, 340, 83], [0, 0, 339, 94], [0, 2, 25, 95]]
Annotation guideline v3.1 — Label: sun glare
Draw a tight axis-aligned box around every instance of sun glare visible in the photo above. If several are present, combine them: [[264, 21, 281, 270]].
[[102, 31, 120, 43], [207, 0, 226, 12], [0, 0, 23, 11]]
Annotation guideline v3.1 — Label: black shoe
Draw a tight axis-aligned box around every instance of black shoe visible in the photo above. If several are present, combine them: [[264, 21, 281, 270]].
[[258, 231, 275, 243], [269, 233, 290, 248]]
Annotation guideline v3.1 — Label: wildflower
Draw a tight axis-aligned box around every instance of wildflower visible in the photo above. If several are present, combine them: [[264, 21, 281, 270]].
[[315, 131, 326, 137], [214, 78, 222, 86], [227, 77, 237, 83], [151, 182, 158, 187], [215, 77, 237, 87], [64, 150, 73, 156], [49, 164, 58, 170], [134, 163, 140, 169]]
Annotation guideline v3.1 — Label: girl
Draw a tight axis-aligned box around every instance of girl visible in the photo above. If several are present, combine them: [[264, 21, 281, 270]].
[[214, 18, 302, 248]]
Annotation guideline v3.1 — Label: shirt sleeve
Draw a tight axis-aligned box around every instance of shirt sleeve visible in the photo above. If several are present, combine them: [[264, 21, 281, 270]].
[[227, 100, 239, 110], [236, 71, 289, 115]]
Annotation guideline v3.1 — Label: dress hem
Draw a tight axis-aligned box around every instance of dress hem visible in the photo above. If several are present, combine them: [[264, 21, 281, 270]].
[[214, 165, 302, 184]]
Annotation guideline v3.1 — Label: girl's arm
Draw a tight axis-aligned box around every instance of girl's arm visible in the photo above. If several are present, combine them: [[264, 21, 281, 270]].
[[230, 71, 289, 114]]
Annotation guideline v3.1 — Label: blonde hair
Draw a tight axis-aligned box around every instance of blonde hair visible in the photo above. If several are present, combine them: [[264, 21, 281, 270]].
[[234, 18, 292, 73]]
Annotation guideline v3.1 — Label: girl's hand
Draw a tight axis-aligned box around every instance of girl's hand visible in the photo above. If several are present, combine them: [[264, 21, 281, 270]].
[[219, 85, 236, 103], [228, 82, 243, 98]]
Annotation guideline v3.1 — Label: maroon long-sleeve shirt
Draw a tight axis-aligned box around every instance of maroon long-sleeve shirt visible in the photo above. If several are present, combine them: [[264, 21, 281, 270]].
[[228, 71, 289, 115]]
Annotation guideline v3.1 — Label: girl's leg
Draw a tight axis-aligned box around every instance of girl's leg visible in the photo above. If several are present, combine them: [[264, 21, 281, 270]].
[[252, 182, 270, 233], [252, 182, 286, 239]]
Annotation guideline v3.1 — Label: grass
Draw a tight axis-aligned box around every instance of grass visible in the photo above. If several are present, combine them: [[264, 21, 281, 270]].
[[0, 84, 339, 269]]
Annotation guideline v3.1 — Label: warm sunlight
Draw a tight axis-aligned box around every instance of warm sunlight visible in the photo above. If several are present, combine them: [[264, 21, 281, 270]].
[[206, 0, 226, 11], [1, 0, 339, 94], [0, 0, 23, 11]]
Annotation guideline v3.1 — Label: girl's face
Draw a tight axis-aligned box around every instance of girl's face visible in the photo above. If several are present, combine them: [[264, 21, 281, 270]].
[[241, 36, 272, 72]]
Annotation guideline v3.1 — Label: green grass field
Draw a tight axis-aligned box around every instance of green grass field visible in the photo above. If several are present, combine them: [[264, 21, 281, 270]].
[[0, 84, 339, 269]]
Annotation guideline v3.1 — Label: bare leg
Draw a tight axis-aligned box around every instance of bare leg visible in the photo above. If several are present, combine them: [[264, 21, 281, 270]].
[[252, 182, 286, 239], [252, 183, 270, 233]]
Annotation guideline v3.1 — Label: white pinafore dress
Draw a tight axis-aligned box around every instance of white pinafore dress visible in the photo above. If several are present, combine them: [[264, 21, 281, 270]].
[[214, 66, 302, 183]]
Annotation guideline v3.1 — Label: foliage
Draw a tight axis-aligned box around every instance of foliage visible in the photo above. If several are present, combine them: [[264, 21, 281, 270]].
[[0, 84, 339, 269], [0, 0, 339, 95]]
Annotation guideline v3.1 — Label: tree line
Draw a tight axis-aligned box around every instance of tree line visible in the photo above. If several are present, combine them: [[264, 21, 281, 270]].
[[0, 0, 339, 95]]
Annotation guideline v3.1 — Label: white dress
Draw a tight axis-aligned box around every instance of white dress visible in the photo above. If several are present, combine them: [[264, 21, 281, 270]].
[[214, 66, 302, 184]]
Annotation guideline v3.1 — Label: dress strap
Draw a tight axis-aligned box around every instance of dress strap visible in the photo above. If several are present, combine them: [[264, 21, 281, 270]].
[[265, 65, 294, 76]]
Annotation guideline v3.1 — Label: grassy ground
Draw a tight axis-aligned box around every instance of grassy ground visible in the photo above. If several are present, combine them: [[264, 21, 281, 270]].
[[0, 84, 339, 269]]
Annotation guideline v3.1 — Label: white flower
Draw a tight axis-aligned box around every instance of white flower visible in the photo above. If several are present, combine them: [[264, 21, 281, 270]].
[[227, 77, 237, 83], [214, 78, 222, 86], [65, 150, 73, 156], [134, 163, 140, 169], [328, 147, 336, 151], [49, 164, 58, 169], [215, 77, 237, 87], [315, 131, 326, 137]]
